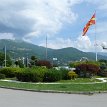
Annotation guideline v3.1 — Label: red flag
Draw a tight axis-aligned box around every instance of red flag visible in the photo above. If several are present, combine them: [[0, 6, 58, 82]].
[[82, 13, 96, 36]]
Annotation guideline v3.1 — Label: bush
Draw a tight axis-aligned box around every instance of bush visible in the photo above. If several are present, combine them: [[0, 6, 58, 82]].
[[16, 69, 38, 82], [31, 66, 48, 82], [16, 67, 47, 82], [59, 68, 69, 80], [43, 69, 61, 82], [36, 60, 52, 68], [76, 63, 100, 77], [0, 67, 19, 78], [69, 61, 100, 68], [0, 73, 5, 79], [68, 71, 78, 79]]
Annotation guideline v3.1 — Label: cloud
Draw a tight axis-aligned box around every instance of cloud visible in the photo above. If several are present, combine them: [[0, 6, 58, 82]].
[[84, 0, 107, 10], [0, 0, 107, 52], [39, 37, 74, 49], [0, 33, 15, 40], [0, 0, 80, 40], [76, 35, 92, 51], [39, 35, 99, 52]]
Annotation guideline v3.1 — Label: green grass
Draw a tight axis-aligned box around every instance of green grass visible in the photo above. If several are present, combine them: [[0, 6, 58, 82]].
[[58, 78, 101, 83], [0, 80, 107, 92]]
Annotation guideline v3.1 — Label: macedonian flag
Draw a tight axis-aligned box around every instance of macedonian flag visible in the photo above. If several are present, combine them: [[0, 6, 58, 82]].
[[82, 13, 96, 36]]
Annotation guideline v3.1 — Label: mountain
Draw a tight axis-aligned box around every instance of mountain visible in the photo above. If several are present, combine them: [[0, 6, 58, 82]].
[[0, 39, 53, 59], [49, 48, 107, 64], [0, 39, 107, 65], [97, 52, 107, 57]]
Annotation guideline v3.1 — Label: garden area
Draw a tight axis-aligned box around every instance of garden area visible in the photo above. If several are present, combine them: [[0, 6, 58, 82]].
[[0, 59, 107, 92]]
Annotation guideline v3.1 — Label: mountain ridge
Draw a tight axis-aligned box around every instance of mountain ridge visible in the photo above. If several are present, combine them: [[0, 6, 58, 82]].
[[0, 39, 107, 64]]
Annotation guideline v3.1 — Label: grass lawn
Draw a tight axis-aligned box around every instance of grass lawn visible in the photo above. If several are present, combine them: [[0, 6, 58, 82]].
[[0, 78, 107, 92], [58, 78, 101, 83]]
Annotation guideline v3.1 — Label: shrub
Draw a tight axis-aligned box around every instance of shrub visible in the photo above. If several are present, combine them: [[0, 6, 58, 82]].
[[69, 61, 100, 68], [36, 60, 52, 68], [16, 69, 38, 82], [98, 68, 107, 77], [43, 69, 61, 82], [100, 62, 107, 71], [31, 66, 48, 82], [68, 71, 78, 79], [16, 67, 47, 82], [76, 63, 100, 77], [0, 67, 18, 78], [59, 68, 69, 80], [0, 73, 5, 79]]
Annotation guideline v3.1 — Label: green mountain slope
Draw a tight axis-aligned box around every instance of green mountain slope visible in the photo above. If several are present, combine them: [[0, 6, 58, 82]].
[[49, 48, 107, 63], [0, 39, 106, 64], [0, 39, 53, 59]]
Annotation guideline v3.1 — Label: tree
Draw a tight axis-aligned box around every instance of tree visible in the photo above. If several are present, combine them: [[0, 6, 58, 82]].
[[76, 63, 100, 77], [36, 60, 52, 68], [30, 55, 38, 66], [0, 52, 12, 67], [15, 60, 24, 68]]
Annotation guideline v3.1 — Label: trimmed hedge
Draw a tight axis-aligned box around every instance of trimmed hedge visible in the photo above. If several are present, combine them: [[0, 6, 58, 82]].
[[43, 69, 61, 82], [16, 67, 72, 82], [0, 73, 5, 79], [16, 69, 38, 82], [0, 67, 19, 78], [60, 68, 69, 80], [15, 67, 48, 82]]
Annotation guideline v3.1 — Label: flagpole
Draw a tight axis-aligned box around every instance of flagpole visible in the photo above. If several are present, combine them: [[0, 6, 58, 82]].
[[94, 11, 97, 61]]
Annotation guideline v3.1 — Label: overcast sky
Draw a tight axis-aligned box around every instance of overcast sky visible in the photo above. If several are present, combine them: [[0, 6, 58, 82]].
[[0, 0, 107, 52]]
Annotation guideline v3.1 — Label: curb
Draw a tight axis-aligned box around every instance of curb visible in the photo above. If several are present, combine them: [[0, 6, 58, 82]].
[[1, 86, 107, 95]]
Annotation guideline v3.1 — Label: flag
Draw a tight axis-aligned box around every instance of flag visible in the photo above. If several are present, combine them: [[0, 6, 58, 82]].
[[82, 13, 96, 36]]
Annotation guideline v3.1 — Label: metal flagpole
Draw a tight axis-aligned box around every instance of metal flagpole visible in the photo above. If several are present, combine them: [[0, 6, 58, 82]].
[[94, 11, 97, 61], [4, 45, 6, 67], [45, 35, 47, 60]]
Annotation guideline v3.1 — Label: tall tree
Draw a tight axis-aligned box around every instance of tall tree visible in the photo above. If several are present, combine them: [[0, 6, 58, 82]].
[[0, 52, 12, 67], [30, 55, 38, 66]]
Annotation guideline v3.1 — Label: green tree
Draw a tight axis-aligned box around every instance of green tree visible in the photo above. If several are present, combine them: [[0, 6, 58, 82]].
[[0, 52, 12, 67], [30, 55, 38, 66], [15, 60, 24, 68]]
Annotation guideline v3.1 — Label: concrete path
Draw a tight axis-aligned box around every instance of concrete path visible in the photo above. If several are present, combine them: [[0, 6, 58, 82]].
[[0, 88, 107, 107], [96, 78, 107, 82]]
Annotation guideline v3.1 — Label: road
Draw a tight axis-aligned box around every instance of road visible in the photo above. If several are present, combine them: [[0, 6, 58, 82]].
[[0, 88, 107, 107]]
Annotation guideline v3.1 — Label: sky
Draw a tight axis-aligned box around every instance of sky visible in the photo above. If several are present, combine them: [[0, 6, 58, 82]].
[[0, 0, 107, 52]]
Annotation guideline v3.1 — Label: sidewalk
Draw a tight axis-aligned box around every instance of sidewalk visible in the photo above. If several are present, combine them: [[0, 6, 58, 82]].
[[1, 78, 107, 84]]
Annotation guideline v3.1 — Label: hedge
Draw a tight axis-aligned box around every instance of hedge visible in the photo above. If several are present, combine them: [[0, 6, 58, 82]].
[[0, 67, 19, 78], [43, 69, 61, 82], [15, 67, 47, 82]]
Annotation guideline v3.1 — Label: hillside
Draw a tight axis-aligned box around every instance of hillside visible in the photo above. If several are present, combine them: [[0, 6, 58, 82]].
[[50, 48, 107, 63], [0, 39, 53, 59], [0, 39, 107, 65]]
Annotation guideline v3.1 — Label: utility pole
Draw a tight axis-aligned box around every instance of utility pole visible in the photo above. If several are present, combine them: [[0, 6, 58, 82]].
[[4, 45, 6, 67], [46, 35, 47, 60]]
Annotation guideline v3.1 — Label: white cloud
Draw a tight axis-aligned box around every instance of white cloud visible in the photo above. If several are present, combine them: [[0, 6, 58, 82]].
[[39, 37, 73, 49], [77, 36, 91, 48], [0, 33, 15, 40], [0, 0, 107, 52], [0, 0, 80, 40]]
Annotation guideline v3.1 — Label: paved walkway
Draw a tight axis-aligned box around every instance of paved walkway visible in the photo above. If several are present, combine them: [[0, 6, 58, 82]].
[[96, 78, 107, 82], [0, 88, 107, 107], [1, 77, 107, 84]]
